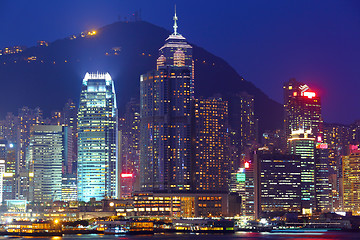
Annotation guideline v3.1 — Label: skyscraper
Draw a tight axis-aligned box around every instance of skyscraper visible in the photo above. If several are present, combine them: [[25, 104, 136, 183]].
[[119, 98, 140, 197], [140, 11, 194, 192], [255, 153, 302, 217], [315, 145, 330, 212], [77, 72, 118, 201], [288, 129, 316, 214], [284, 78, 323, 140], [62, 99, 77, 175], [193, 98, 229, 192], [30, 125, 70, 204], [342, 146, 360, 215], [228, 92, 258, 173], [17, 107, 43, 200], [0, 140, 16, 201]]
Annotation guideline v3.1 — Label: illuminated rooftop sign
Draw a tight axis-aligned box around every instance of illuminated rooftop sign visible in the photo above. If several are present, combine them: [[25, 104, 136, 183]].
[[302, 91, 316, 99]]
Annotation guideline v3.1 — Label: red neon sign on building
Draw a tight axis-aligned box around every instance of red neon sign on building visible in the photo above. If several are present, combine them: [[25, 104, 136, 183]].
[[121, 173, 133, 178]]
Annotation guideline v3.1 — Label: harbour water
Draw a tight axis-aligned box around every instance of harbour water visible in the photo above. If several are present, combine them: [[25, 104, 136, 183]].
[[0, 232, 359, 240]]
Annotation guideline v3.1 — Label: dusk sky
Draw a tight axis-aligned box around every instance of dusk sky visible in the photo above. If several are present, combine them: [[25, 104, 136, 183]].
[[0, 0, 359, 124]]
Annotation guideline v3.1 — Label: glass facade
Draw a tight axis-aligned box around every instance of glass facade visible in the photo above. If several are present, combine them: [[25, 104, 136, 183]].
[[30, 125, 65, 203], [288, 129, 316, 213], [256, 154, 302, 216], [77, 72, 118, 201]]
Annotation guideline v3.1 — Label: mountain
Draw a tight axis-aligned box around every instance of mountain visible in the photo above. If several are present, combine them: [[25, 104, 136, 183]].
[[0, 21, 283, 133]]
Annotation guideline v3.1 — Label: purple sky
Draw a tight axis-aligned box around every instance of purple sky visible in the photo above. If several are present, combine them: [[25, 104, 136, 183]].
[[0, 0, 359, 124]]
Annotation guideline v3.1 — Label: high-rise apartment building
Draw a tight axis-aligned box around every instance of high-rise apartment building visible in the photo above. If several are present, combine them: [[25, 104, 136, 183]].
[[77, 72, 118, 201], [17, 107, 43, 200], [343, 147, 360, 215], [0, 113, 18, 143], [284, 78, 323, 140], [140, 11, 194, 192], [17, 107, 43, 172], [193, 98, 229, 192]]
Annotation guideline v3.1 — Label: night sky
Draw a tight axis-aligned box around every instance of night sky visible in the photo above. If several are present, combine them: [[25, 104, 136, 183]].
[[0, 0, 359, 124]]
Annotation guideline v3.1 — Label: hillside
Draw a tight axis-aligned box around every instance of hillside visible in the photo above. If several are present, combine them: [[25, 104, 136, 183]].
[[0, 21, 283, 133]]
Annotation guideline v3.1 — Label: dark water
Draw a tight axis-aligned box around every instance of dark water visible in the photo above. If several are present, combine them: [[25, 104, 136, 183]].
[[0, 232, 358, 240]]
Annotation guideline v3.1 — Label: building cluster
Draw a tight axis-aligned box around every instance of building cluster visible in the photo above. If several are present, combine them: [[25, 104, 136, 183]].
[[0, 12, 360, 221]]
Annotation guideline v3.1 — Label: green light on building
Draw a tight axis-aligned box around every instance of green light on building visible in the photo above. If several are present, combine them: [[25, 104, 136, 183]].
[[237, 172, 246, 182]]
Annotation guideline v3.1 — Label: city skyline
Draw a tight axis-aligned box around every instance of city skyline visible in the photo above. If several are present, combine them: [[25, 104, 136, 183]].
[[0, 0, 359, 124], [1, 2, 360, 229]]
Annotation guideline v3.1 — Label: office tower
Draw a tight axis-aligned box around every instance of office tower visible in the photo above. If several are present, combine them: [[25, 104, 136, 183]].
[[30, 125, 71, 204], [284, 78, 323, 140], [63, 99, 78, 174], [1, 140, 16, 201], [193, 98, 229, 192], [119, 98, 140, 198], [77, 72, 118, 201], [140, 11, 194, 192], [343, 147, 360, 215], [288, 129, 316, 214], [255, 154, 301, 217], [228, 92, 258, 172], [314, 145, 330, 212]]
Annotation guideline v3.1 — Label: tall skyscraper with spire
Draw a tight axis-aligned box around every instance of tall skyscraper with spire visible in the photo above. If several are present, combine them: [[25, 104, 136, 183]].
[[140, 9, 194, 192], [77, 72, 118, 201]]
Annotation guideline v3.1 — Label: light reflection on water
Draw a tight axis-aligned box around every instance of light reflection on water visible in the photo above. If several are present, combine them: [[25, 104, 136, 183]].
[[0, 232, 357, 240]]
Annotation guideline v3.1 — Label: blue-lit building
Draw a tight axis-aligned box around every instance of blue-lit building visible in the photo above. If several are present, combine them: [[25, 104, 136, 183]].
[[140, 11, 194, 192], [77, 72, 118, 201]]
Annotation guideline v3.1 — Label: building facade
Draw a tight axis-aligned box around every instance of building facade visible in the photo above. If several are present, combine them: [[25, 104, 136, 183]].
[[343, 150, 360, 215], [288, 129, 316, 214], [255, 154, 302, 218], [77, 72, 118, 201], [193, 98, 229, 192], [30, 125, 71, 204], [140, 12, 194, 192], [284, 78, 323, 140]]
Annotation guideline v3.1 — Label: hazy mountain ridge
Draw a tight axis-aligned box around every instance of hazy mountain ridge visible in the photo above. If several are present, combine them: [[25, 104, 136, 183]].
[[0, 21, 283, 132]]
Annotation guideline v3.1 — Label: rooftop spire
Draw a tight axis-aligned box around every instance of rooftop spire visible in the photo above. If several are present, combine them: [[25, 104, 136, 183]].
[[173, 5, 178, 35]]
